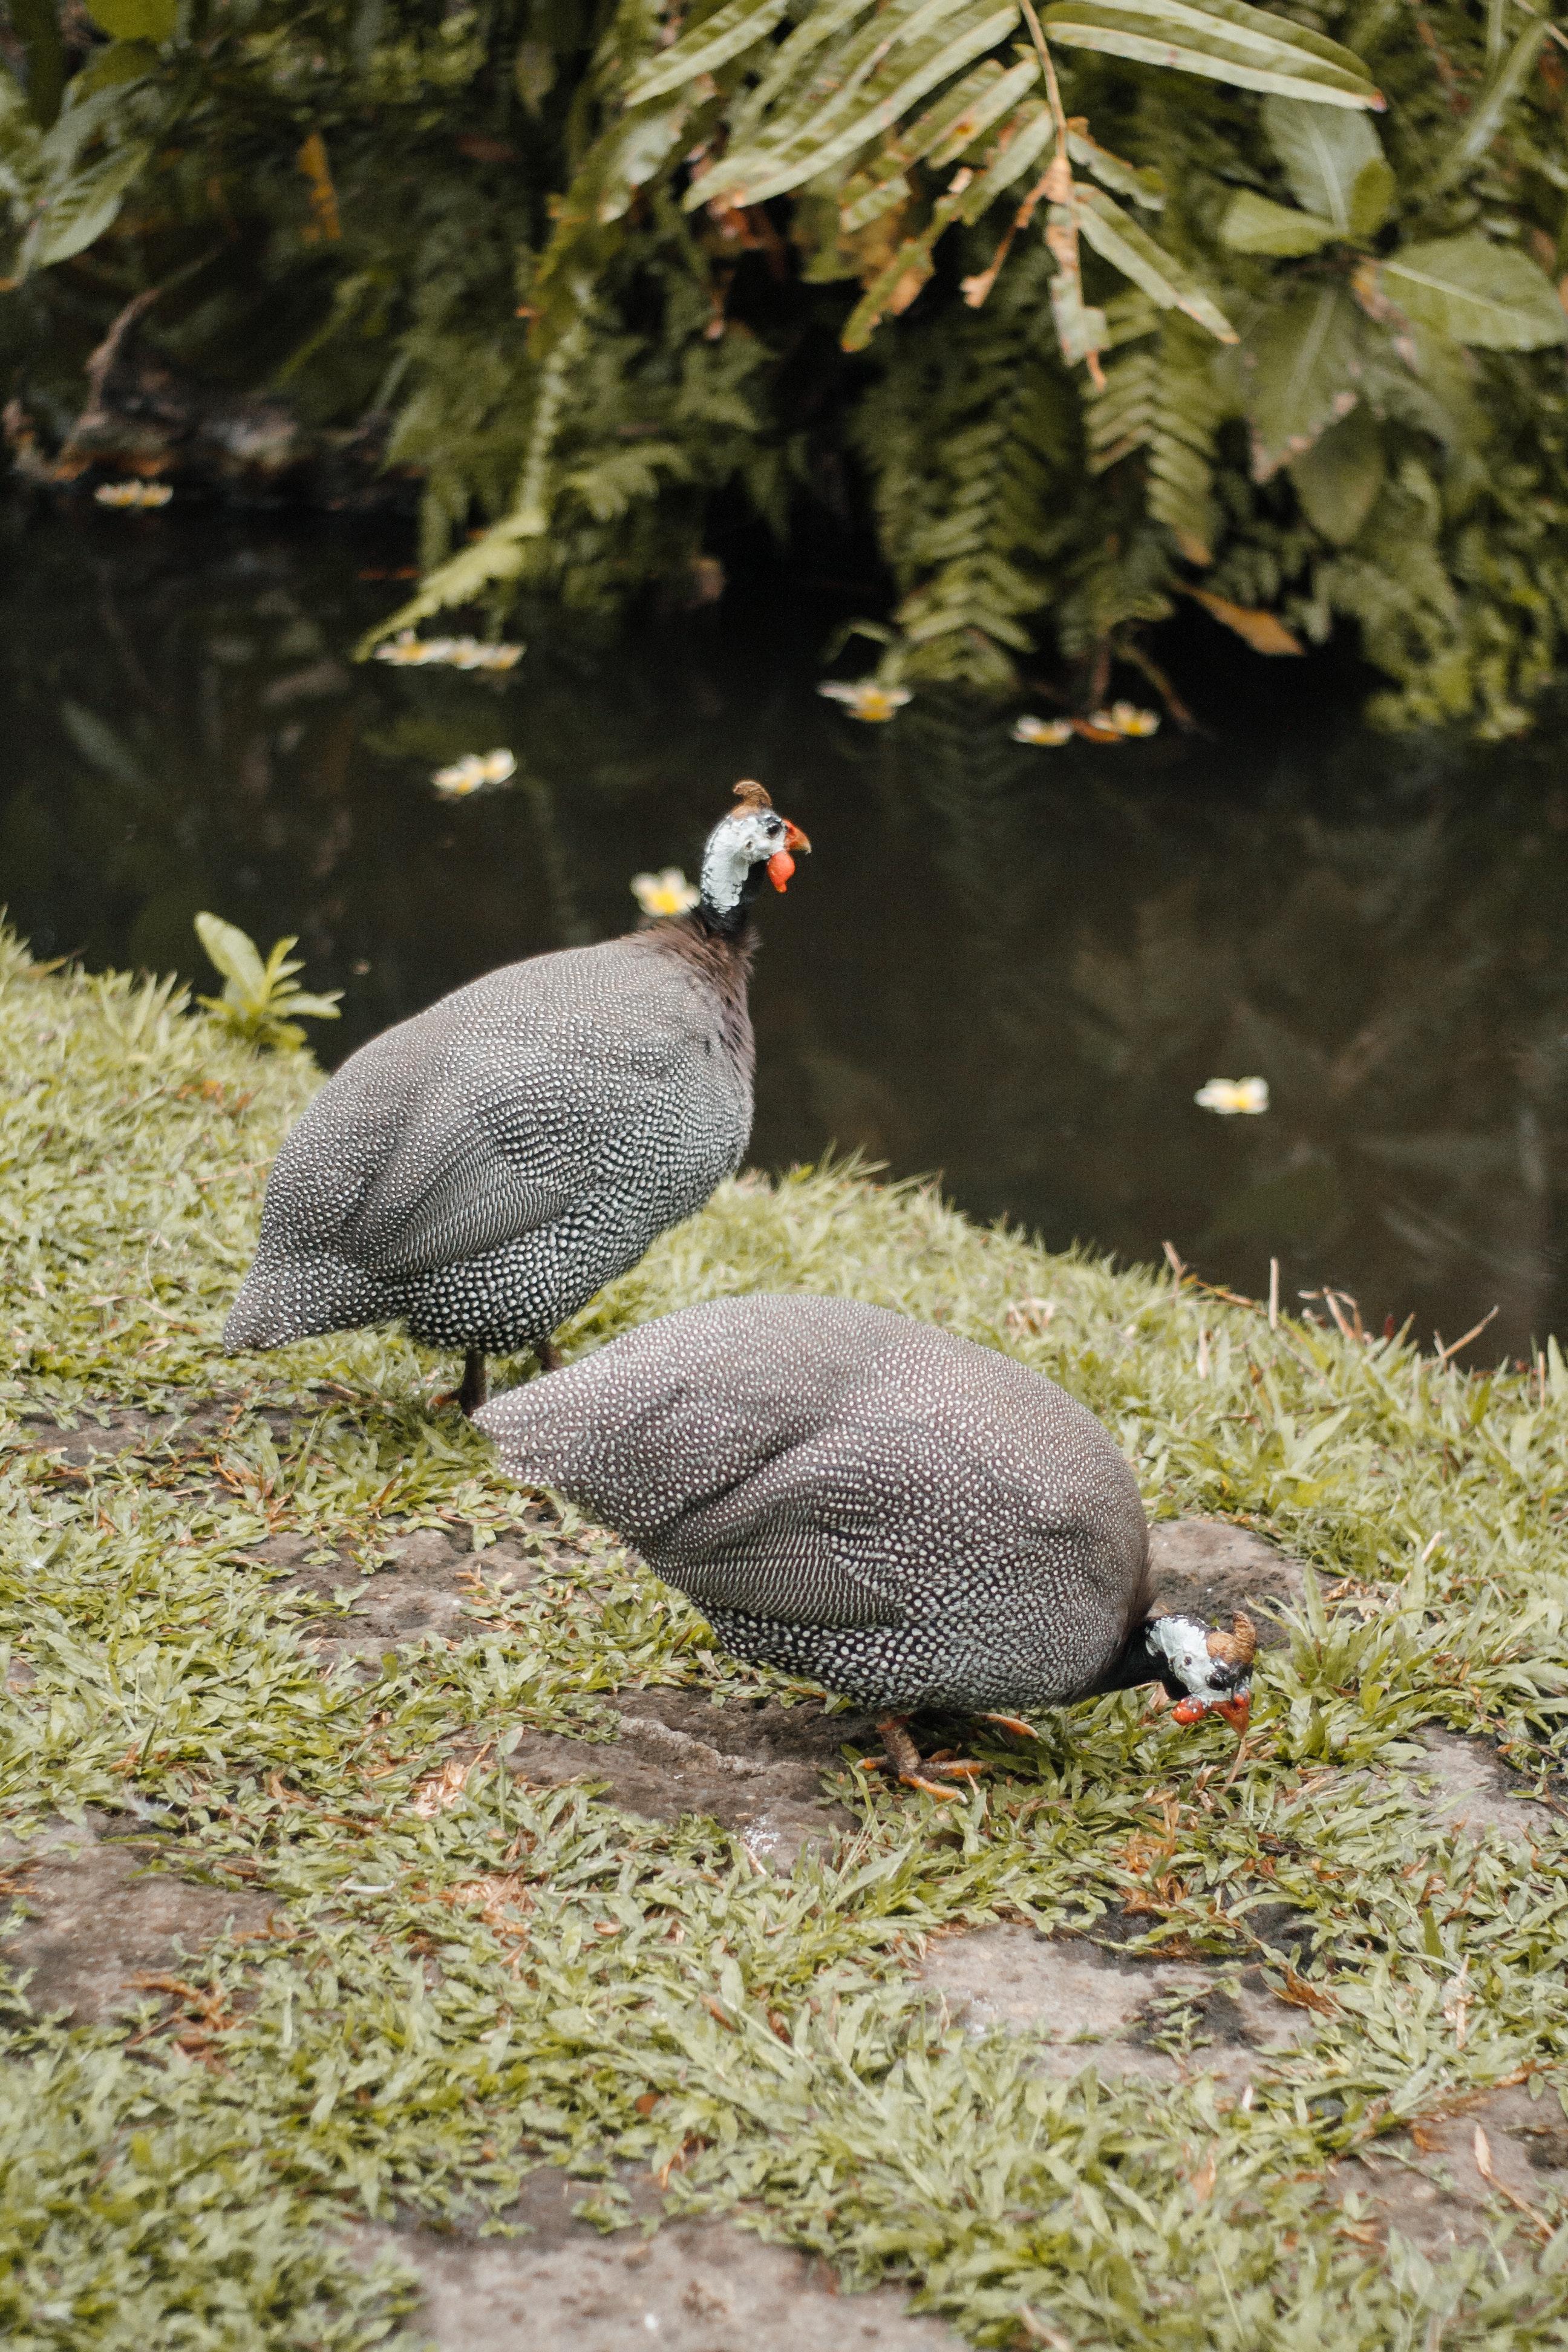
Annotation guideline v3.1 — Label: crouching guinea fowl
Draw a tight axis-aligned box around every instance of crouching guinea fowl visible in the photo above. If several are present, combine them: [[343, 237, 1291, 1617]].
[[475, 1294, 1256, 1796], [223, 783, 809, 1412]]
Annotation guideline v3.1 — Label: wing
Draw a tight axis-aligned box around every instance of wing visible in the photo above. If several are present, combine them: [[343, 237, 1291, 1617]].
[[655, 1492, 904, 1631], [339, 1058, 595, 1278], [332, 949, 705, 1279]]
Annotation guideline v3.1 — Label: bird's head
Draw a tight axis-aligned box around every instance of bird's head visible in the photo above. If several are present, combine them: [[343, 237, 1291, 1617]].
[[698, 780, 811, 932], [1145, 1610, 1256, 1734]]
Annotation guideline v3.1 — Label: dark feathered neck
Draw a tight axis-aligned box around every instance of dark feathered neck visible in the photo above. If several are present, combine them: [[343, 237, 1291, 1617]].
[[638, 910, 758, 1001], [1063, 1543, 1160, 1699]]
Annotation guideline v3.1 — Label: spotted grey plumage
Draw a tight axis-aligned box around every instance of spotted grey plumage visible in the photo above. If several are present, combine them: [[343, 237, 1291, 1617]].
[[478, 1295, 1258, 1795], [224, 785, 809, 1406], [478, 1293, 1168, 1716]]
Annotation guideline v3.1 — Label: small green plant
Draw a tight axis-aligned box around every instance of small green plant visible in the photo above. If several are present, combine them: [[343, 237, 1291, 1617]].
[[193, 912, 342, 1053]]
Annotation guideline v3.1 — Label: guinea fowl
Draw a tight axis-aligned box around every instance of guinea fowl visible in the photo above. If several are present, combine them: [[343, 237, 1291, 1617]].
[[475, 1294, 1257, 1795], [223, 782, 809, 1411]]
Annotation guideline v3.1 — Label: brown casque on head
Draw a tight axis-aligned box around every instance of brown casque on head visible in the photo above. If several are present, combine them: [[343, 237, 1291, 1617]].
[[1205, 1612, 1257, 1672]]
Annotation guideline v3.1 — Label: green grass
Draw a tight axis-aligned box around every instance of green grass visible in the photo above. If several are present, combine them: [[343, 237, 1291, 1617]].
[[4, 927, 1568, 2349]]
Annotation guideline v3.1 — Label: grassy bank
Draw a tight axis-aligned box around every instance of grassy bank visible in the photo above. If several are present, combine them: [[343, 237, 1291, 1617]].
[[4, 929, 1568, 2350]]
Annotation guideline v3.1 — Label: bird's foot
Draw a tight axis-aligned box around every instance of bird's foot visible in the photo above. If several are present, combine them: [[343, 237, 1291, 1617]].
[[874, 1716, 984, 1800], [976, 1713, 1038, 1740]]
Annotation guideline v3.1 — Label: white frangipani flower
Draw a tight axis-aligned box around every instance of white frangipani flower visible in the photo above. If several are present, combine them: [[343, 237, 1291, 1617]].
[[376, 632, 522, 671], [630, 867, 701, 918], [1195, 1076, 1270, 1116], [818, 679, 912, 723], [1086, 701, 1161, 738], [94, 480, 172, 509], [432, 748, 517, 798]]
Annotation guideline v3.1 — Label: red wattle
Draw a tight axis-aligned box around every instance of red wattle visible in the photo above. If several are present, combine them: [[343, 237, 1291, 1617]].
[[767, 850, 795, 892]]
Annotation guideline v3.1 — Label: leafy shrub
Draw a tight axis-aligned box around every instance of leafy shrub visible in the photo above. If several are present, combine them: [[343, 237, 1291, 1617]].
[[193, 912, 341, 1053], [2, 0, 1566, 730]]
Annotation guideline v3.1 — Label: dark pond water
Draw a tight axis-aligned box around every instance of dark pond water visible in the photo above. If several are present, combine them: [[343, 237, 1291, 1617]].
[[4, 498, 1567, 1360]]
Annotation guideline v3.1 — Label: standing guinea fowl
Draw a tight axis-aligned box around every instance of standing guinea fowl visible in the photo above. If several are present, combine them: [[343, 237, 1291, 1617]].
[[475, 1294, 1256, 1795], [223, 782, 809, 1412]]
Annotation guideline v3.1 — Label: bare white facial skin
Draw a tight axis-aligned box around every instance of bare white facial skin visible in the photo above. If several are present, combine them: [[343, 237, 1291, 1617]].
[[700, 809, 785, 915], [1149, 1615, 1247, 1708]]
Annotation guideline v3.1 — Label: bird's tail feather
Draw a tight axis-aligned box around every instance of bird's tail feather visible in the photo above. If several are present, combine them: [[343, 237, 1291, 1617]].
[[223, 1258, 387, 1352]]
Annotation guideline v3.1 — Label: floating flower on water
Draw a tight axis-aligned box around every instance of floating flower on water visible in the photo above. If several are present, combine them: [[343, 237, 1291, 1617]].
[[631, 866, 701, 918], [1086, 701, 1161, 738], [94, 480, 172, 510], [446, 635, 523, 671], [377, 633, 459, 667], [376, 632, 434, 667], [1011, 714, 1075, 746], [375, 630, 521, 671], [818, 679, 912, 723], [1195, 1076, 1270, 1116], [432, 748, 517, 798]]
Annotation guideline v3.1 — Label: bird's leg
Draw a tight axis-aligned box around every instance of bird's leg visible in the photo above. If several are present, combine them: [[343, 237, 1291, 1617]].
[[535, 1336, 564, 1374], [457, 1349, 489, 1416], [875, 1714, 981, 1802]]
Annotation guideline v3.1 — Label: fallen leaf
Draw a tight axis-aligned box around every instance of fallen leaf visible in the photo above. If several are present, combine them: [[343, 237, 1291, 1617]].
[[1277, 1965, 1338, 2015], [1183, 587, 1304, 656], [410, 1757, 473, 1816]]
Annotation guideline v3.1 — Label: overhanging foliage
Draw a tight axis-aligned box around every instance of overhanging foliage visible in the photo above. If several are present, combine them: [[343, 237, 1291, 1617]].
[[2, 0, 1566, 730]]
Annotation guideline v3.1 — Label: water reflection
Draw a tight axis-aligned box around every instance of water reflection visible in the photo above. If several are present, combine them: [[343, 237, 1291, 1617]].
[[3, 500, 1565, 1356]]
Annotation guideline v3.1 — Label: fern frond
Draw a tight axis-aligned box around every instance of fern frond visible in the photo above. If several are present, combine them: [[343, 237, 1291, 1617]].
[[852, 245, 1079, 685], [1083, 318, 1227, 563]]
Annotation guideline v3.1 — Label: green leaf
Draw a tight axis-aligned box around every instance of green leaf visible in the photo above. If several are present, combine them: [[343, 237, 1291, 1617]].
[[1377, 234, 1568, 351], [699, 0, 1021, 209], [1067, 123, 1163, 209], [1085, 321, 1227, 559], [24, 139, 149, 269], [624, 0, 791, 105], [70, 38, 158, 94], [840, 233, 938, 348], [86, 0, 177, 38], [194, 913, 269, 1004], [1366, 322, 1485, 452], [1261, 94, 1383, 233], [593, 101, 690, 224], [839, 171, 911, 230], [956, 97, 1054, 217], [1241, 282, 1364, 476], [1430, 16, 1549, 195], [1289, 401, 1383, 543], [1074, 185, 1236, 342], [9, 0, 65, 125], [837, 54, 1037, 224], [923, 55, 1037, 165], [725, 0, 880, 143], [1050, 267, 1109, 365], [514, 38, 557, 113], [1220, 191, 1336, 255], [1347, 155, 1394, 237], [58, 699, 148, 789], [0, 68, 42, 197], [1040, 0, 1383, 109]]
